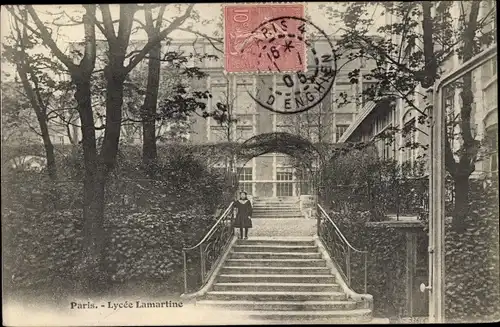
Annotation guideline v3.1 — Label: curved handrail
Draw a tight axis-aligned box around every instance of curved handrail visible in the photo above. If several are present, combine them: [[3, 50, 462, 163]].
[[317, 203, 367, 254], [183, 201, 235, 251]]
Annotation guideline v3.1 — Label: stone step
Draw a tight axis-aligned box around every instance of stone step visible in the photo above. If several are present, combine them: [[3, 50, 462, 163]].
[[212, 282, 341, 292], [232, 245, 318, 253], [252, 212, 304, 216], [203, 291, 347, 301], [232, 309, 372, 321], [225, 259, 326, 267], [253, 216, 305, 219], [217, 274, 336, 284], [220, 266, 331, 275], [236, 239, 315, 246], [253, 207, 301, 210], [229, 251, 321, 259], [252, 208, 302, 217], [252, 205, 300, 211], [252, 202, 300, 208], [197, 300, 358, 311], [254, 199, 300, 203], [253, 197, 300, 203], [252, 212, 303, 216]]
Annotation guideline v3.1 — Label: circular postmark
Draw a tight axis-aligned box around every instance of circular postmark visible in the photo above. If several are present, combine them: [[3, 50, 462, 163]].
[[240, 16, 337, 114]]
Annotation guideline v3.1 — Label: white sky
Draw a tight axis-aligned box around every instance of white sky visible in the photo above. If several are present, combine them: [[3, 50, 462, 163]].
[[1, 3, 386, 80]]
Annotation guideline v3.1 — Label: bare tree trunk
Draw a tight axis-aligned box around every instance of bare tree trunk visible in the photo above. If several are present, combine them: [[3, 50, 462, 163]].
[[72, 75, 103, 290], [450, 2, 481, 232], [419, 1, 480, 232], [141, 42, 161, 169], [140, 5, 167, 170], [420, 1, 437, 88]]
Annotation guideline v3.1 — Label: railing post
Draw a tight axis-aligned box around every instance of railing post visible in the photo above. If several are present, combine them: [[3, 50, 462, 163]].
[[396, 178, 400, 221], [183, 250, 188, 294], [200, 244, 206, 284], [346, 247, 352, 286], [364, 251, 368, 294], [316, 205, 321, 236]]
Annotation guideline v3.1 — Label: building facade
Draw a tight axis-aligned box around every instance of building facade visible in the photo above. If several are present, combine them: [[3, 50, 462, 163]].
[[185, 36, 374, 199], [339, 1, 498, 180], [6, 36, 375, 199]]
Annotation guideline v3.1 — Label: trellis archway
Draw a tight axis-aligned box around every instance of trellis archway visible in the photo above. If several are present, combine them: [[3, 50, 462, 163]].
[[229, 132, 323, 198], [235, 132, 322, 168]]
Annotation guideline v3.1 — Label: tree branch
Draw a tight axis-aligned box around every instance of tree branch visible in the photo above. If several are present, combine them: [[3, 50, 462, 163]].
[[80, 5, 97, 74], [155, 5, 167, 33], [125, 4, 194, 73], [117, 4, 137, 46], [24, 5, 78, 71], [171, 23, 224, 53], [99, 4, 117, 42], [347, 30, 420, 79]]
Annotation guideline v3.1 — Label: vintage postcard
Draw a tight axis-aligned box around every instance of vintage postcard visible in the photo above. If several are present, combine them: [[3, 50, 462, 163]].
[[1, 2, 498, 326]]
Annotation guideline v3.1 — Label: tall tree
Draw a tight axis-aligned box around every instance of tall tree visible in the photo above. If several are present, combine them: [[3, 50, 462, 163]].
[[2, 8, 62, 180], [324, 1, 496, 231], [6, 4, 195, 290], [140, 4, 166, 168]]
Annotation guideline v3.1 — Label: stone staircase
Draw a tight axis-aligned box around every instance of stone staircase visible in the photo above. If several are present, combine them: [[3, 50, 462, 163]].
[[196, 238, 372, 323], [252, 197, 304, 219]]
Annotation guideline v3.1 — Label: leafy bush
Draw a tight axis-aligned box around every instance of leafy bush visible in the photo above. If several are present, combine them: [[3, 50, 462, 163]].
[[320, 146, 429, 220], [103, 205, 214, 285], [444, 178, 500, 322], [324, 178, 499, 321], [328, 210, 408, 317], [2, 144, 230, 297], [2, 208, 84, 293], [2, 205, 214, 295]]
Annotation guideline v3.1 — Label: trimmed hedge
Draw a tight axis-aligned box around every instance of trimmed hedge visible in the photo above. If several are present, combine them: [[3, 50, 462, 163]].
[[2, 206, 214, 294], [2, 147, 229, 297], [444, 179, 500, 322], [329, 211, 408, 317]]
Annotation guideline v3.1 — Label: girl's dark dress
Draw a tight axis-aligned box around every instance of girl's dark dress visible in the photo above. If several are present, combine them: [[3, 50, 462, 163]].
[[233, 200, 253, 228]]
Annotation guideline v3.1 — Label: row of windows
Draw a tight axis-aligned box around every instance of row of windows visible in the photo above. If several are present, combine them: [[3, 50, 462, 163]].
[[210, 119, 350, 143], [209, 81, 370, 116], [210, 125, 253, 142], [237, 181, 313, 196], [237, 167, 313, 181]]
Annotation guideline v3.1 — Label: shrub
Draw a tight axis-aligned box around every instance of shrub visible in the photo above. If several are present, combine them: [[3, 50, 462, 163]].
[[103, 205, 214, 286], [2, 144, 230, 297], [444, 178, 500, 322], [2, 205, 216, 296], [320, 147, 430, 220], [2, 208, 84, 293], [329, 210, 408, 317], [324, 177, 499, 321]]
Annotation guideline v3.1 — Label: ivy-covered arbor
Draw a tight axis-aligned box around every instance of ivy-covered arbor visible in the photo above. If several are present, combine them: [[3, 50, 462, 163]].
[[232, 132, 347, 200], [235, 132, 321, 171]]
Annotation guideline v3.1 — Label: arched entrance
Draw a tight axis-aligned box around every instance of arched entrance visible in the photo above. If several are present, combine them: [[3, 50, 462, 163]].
[[231, 132, 322, 201]]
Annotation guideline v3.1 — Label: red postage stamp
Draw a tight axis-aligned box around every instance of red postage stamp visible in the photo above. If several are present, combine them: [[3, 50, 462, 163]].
[[224, 3, 306, 73]]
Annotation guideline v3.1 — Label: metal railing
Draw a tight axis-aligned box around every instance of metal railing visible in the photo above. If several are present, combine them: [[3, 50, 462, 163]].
[[182, 201, 235, 294], [317, 203, 368, 294]]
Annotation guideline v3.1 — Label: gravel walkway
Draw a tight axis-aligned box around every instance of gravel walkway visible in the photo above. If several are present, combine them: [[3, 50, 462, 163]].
[[248, 218, 316, 237]]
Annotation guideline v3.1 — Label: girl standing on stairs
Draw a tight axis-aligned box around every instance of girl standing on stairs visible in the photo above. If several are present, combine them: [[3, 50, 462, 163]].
[[233, 191, 253, 239]]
